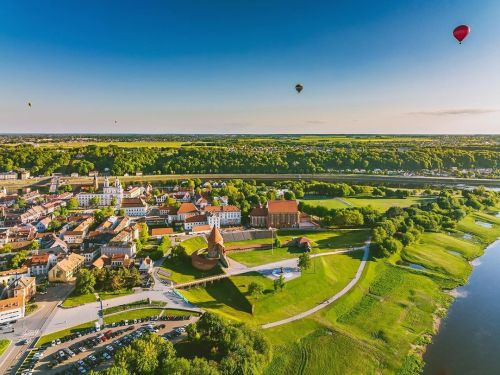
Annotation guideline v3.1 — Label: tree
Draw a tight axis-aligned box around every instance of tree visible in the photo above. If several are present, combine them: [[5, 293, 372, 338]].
[[0, 243, 13, 254], [248, 282, 264, 298], [16, 197, 27, 208], [273, 274, 286, 292], [29, 240, 40, 250], [111, 196, 118, 207], [298, 252, 311, 271], [90, 196, 100, 207], [139, 223, 149, 243], [10, 250, 28, 269], [109, 273, 124, 291], [75, 269, 96, 295], [67, 197, 79, 210], [283, 191, 296, 200]]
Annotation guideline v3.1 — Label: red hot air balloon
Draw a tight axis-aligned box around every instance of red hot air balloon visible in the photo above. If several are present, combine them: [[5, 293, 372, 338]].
[[453, 25, 470, 44]]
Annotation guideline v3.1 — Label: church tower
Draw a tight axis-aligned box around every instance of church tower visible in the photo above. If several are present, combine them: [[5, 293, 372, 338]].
[[93, 174, 99, 191]]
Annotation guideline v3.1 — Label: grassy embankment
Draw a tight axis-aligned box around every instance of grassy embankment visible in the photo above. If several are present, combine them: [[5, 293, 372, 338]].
[[160, 236, 223, 284], [263, 210, 500, 374], [181, 229, 369, 324]]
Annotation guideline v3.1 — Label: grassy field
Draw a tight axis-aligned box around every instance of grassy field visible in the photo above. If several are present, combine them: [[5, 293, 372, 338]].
[[99, 289, 134, 300], [102, 308, 193, 324], [36, 321, 97, 347], [161, 257, 223, 284], [303, 196, 433, 212], [262, 213, 500, 374], [62, 289, 133, 307], [225, 237, 273, 247], [456, 211, 500, 244], [102, 300, 166, 315], [61, 291, 97, 307], [179, 236, 207, 255], [182, 251, 363, 326], [228, 230, 368, 267], [0, 339, 10, 356]]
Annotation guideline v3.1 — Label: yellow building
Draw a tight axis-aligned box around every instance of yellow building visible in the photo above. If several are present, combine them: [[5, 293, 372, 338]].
[[48, 253, 85, 283]]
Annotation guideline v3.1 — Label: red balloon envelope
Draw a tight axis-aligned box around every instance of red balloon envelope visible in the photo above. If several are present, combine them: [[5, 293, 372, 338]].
[[453, 25, 470, 43]]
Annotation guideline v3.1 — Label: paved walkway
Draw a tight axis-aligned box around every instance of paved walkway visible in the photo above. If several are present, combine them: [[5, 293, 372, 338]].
[[261, 240, 370, 329]]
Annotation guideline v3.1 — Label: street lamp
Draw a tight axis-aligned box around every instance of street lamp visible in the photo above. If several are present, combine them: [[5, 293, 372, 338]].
[[268, 226, 274, 256]]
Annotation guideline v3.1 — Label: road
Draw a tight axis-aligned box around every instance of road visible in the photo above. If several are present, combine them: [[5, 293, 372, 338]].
[[4, 173, 500, 190], [261, 240, 370, 329], [0, 283, 74, 374]]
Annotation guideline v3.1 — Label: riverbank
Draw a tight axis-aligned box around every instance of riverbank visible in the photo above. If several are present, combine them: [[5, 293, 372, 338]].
[[262, 210, 500, 374]]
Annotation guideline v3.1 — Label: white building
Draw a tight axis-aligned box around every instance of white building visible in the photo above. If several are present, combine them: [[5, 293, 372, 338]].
[[28, 253, 57, 276], [121, 198, 148, 217], [184, 214, 208, 231], [204, 205, 241, 226], [76, 176, 123, 207]]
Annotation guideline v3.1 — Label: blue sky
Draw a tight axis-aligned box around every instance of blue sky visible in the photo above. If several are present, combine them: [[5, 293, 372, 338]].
[[1, 0, 499, 133]]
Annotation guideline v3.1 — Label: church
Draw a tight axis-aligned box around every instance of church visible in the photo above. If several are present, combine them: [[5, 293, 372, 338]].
[[76, 175, 124, 207]]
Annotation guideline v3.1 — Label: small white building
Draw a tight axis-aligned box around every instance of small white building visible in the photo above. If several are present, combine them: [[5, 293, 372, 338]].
[[121, 198, 148, 217]]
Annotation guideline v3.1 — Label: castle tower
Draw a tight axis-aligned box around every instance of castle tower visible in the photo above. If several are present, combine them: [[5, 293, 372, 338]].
[[114, 177, 121, 188], [206, 226, 224, 259], [103, 176, 110, 188]]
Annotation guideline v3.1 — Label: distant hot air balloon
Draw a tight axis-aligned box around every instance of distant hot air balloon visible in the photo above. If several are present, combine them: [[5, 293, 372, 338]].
[[295, 84, 303, 93], [114, 120, 118, 124], [453, 25, 470, 44], [27, 102, 32, 108]]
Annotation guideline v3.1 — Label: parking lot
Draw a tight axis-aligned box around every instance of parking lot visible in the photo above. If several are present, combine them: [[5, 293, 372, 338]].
[[20, 314, 197, 375]]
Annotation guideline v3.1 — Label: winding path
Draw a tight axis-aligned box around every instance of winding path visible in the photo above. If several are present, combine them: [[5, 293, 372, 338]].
[[261, 240, 370, 329]]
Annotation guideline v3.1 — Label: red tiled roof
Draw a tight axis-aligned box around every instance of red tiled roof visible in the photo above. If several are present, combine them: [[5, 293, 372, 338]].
[[151, 228, 174, 236], [177, 203, 198, 214], [204, 205, 240, 213], [185, 214, 207, 223], [192, 224, 211, 233], [267, 200, 298, 214], [250, 207, 267, 217]]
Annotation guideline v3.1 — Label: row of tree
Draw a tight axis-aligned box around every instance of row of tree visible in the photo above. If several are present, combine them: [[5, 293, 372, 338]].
[[0, 143, 498, 176]]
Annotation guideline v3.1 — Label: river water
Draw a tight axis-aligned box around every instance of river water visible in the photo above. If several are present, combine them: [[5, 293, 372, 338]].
[[423, 239, 500, 375]]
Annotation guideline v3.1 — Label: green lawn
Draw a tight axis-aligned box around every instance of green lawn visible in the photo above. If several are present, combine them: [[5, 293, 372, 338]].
[[102, 300, 166, 315], [262, 212, 500, 374], [0, 339, 10, 356], [36, 321, 97, 348], [229, 230, 368, 267], [225, 237, 273, 247], [62, 288, 133, 307], [304, 196, 434, 213], [103, 308, 193, 324], [61, 291, 97, 307], [179, 236, 207, 255], [183, 251, 363, 325], [99, 289, 134, 300], [457, 211, 500, 244], [161, 257, 223, 284]]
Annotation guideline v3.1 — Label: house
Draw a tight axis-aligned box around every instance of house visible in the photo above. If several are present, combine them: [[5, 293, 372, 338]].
[[36, 217, 52, 233], [184, 214, 209, 231], [249, 200, 300, 229], [191, 224, 212, 234], [48, 253, 85, 283], [0, 171, 18, 180], [76, 247, 101, 267], [151, 227, 174, 238], [195, 197, 209, 209], [40, 234, 69, 253], [0, 228, 10, 245], [92, 255, 110, 269], [0, 295, 24, 324], [121, 198, 148, 217], [8, 277, 37, 303], [23, 190, 41, 204], [0, 267, 30, 286], [27, 253, 57, 276], [204, 205, 241, 226], [138, 256, 154, 274], [123, 186, 143, 198], [175, 203, 199, 222], [100, 230, 137, 258], [63, 230, 85, 244], [159, 205, 176, 217], [110, 254, 134, 268]]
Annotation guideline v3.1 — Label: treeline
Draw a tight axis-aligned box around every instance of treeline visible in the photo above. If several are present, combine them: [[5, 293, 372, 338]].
[[371, 188, 498, 257], [0, 143, 498, 176]]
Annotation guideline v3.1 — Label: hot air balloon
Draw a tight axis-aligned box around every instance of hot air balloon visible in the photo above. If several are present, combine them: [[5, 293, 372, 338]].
[[295, 84, 303, 93], [27, 102, 32, 108], [453, 25, 470, 44]]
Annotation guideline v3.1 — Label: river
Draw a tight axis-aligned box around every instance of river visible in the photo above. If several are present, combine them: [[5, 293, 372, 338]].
[[423, 239, 500, 375]]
